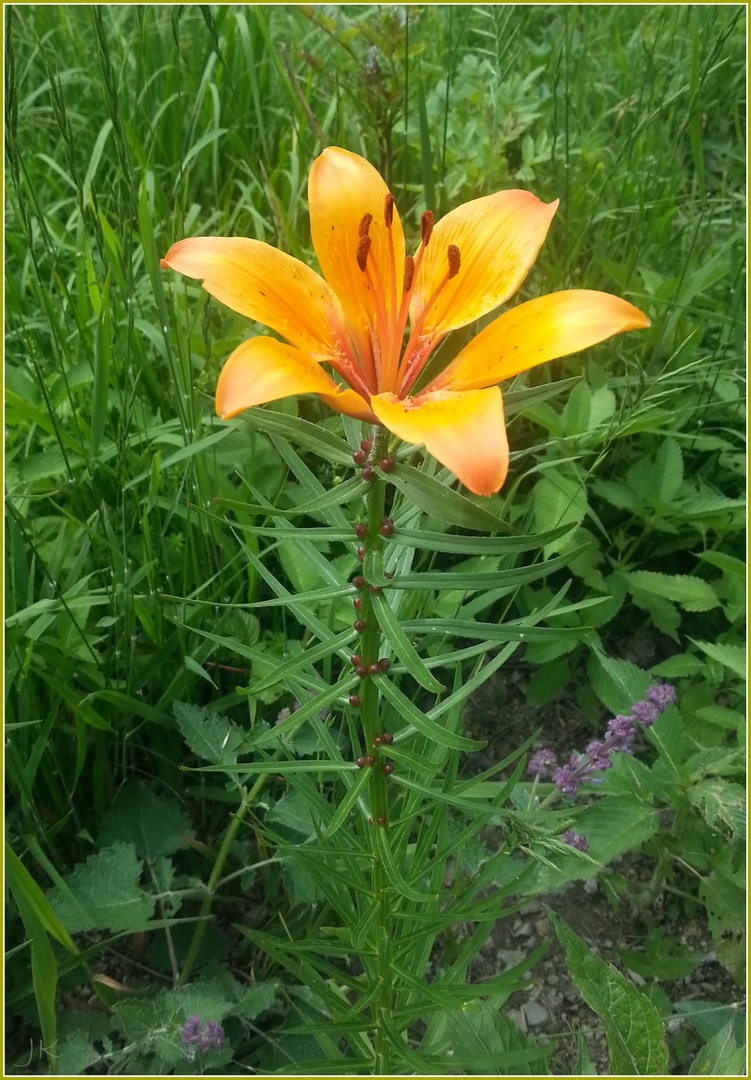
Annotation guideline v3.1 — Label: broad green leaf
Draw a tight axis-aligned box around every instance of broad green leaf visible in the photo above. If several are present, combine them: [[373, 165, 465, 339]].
[[588, 651, 653, 715], [652, 437, 683, 503], [688, 1021, 745, 1076], [98, 783, 193, 860], [627, 571, 720, 612], [549, 910, 669, 1075], [389, 463, 512, 532], [174, 700, 245, 766], [438, 1002, 551, 1073], [47, 842, 155, 933], [533, 473, 588, 556], [689, 639, 746, 680]]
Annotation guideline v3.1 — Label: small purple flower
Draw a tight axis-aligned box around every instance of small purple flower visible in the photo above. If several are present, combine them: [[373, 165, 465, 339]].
[[181, 1015, 202, 1046], [199, 1020, 225, 1054], [645, 683, 676, 713], [182, 1016, 224, 1054], [631, 699, 658, 728], [528, 748, 558, 779], [606, 713, 636, 751], [561, 830, 589, 851], [585, 740, 613, 771], [554, 752, 607, 796]]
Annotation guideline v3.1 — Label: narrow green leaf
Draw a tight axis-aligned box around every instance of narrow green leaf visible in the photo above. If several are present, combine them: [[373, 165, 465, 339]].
[[243, 407, 354, 464], [389, 463, 512, 532], [6, 844, 78, 954], [394, 522, 575, 555], [376, 829, 438, 903], [370, 592, 444, 692], [379, 676, 484, 751], [91, 268, 111, 460], [251, 628, 356, 694]]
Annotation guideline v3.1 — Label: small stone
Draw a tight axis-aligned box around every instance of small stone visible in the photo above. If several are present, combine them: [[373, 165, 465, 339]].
[[522, 1001, 549, 1027]]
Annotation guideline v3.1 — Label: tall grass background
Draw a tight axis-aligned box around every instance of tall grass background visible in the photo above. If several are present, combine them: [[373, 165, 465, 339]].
[[5, 4, 745, 1074]]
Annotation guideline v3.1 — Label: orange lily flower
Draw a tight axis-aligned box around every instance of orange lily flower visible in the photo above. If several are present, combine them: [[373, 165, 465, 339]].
[[162, 147, 649, 496]]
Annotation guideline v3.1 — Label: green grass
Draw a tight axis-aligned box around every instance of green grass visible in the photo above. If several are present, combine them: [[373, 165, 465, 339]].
[[5, 4, 745, 1074]]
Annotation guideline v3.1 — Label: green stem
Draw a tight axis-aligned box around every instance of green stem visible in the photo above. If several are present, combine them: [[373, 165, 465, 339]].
[[178, 757, 278, 987], [358, 425, 393, 1073]]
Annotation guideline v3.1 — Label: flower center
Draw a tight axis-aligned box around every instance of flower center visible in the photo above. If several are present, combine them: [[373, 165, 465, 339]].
[[355, 198, 461, 398]]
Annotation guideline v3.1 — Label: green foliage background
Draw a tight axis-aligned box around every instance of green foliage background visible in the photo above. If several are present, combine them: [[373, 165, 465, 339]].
[[5, 4, 745, 1075]]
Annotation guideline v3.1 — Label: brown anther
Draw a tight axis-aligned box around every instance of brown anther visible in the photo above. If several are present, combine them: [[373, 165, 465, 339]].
[[382, 763, 394, 776], [354, 523, 368, 538], [354, 619, 367, 633], [356, 545, 366, 561], [381, 732, 394, 745], [403, 255, 415, 293], [356, 235, 371, 272], [376, 816, 387, 827], [367, 662, 379, 676], [372, 735, 383, 747], [352, 449, 368, 465], [447, 244, 461, 279], [378, 658, 391, 672], [349, 694, 361, 707], [361, 466, 375, 481], [362, 755, 376, 767], [421, 211, 434, 246], [379, 456, 395, 473], [350, 654, 362, 668], [384, 192, 395, 228], [369, 584, 382, 595], [358, 213, 373, 237], [356, 665, 368, 678], [352, 575, 366, 589], [380, 518, 394, 537], [353, 596, 363, 611]]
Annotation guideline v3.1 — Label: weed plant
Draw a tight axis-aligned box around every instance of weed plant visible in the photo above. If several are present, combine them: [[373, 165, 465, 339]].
[[5, 5, 745, 1075]]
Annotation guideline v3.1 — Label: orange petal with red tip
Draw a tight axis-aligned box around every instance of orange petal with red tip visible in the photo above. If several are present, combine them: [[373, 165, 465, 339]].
[[430, 290, 651, 392], [162, 237, 342, 358], [309, 147, 405, 348], [371, 388, 509, 496], [215, 336, 369, 420], [410, 190, 558, 336]]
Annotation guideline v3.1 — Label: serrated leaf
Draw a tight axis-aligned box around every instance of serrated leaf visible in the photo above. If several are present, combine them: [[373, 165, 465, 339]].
[[439, 1002, 551, 1072], [652, 437, 683, 503], [267, 788, 317, 838], [563, 379, 591, 436], [588, 651, 653, 715], [98, 783, 192, 860], [533, 473, 588, 556], [627, 571, 720, 612], [650, 654, 704, 677], [688, 1021, 746, 1076], [174, 700, 245, 765], [48, 841, 155, 933], [689, 640, 746, 680], [689, 780, 746, 838], [549, 910, 669, 1075]]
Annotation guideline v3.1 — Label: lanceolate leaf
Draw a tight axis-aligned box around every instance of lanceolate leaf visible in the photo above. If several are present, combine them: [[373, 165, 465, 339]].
[[379, 676, 485, 751], [549, 910, 669, 1075], [370, 592, 444, 692], [389, 463, 512, 532], [392, 522, 575, 555]]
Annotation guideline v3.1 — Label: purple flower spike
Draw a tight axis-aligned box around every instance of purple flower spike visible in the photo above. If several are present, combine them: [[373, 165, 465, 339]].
[[585, 740, 613, 771], [181, 1015, 202, 1046], [528, 748, 558, 779], [561, 829, 589, 851], [645, 683, 677, 713], [631, 700, 658, 727], [606, 713, 636, 751]]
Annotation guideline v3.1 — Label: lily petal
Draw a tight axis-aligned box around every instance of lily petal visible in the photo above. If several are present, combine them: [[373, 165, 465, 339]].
[[371, 388, 508, 496], [410, 190, 558, 336], [162, 237, 342, 358], [216, 336, 369, 420], [430, 290, 651, 392], [309, 147, 405, 349]]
